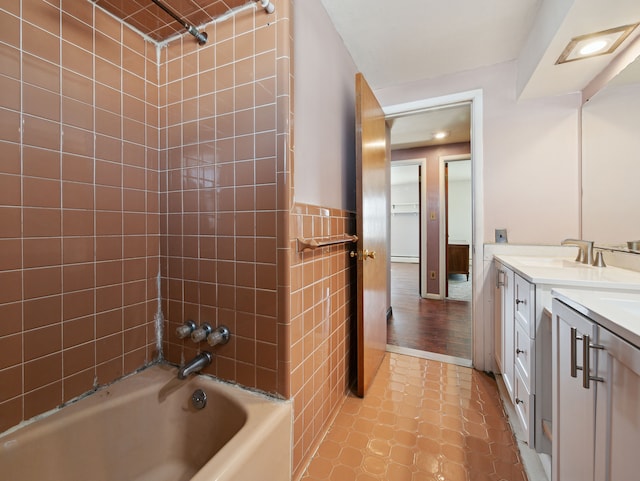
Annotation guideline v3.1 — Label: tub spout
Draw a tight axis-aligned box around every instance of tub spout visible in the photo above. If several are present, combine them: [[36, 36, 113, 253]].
[[177, 351, 212, 380]]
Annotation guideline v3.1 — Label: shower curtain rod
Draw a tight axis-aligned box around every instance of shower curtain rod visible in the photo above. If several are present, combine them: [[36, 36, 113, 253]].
[[150, 0, 276, 46], [150, 0, 208, 45]]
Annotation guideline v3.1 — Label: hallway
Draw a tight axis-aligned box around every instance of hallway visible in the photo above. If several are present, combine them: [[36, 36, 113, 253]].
[[387, 263, 472, 360], [300, 352, 527, 481]]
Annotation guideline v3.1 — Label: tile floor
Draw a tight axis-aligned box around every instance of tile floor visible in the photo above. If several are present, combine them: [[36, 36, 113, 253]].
[[300, 353, 528, 481]]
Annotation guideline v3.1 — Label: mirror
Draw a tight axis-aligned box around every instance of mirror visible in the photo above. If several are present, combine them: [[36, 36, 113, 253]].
[[581, 54, 640, 251]]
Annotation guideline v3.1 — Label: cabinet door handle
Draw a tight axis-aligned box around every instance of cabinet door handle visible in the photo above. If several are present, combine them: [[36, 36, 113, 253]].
[[582, 334, 605, 389], [516, 298, 526, 305], [496, 269, 504, 288], [570, 327, 580, 378], [516, 348, 525, 355], [515, 398, 524, 405]]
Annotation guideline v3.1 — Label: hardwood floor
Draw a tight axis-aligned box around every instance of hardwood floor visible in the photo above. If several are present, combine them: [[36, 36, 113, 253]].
[[388, 262, 472, 359]]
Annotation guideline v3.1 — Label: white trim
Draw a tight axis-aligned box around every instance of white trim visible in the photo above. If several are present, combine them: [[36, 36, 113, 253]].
[[439, 154, 472, 299], [390, 158, 428, 297], [386, 344, 473, 368], [383, 89, 484, 371], [390, 257, 419, 263]]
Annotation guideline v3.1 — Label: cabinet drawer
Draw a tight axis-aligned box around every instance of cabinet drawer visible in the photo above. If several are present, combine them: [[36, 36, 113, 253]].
[[514, 274, 534, 336], [514, 322, 533, 390], [514, 368, 534, 446]]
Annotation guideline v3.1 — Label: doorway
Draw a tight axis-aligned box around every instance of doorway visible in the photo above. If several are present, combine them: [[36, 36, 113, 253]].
[[385, 95, 479, 367]]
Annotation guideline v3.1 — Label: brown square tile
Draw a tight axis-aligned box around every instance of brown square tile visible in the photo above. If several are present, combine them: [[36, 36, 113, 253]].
[[0, 333, 22, 370], [62, 236, 94, 264], [63, 290, 95, 321], [23, 21, 60, 65], [0, 365, 21, 403], [24, 324, 61, 361], [63, 367, 95, 401], [0, 43, 20, 81], [0, 74, 20, 111], [61, 40, 93, 79], [24, 382, 62, 419], [23, 238, 62, 269], [24, 295, 62, 331], [23, 267, 62, 300], [25, 352, 62, 392], [22, 115, 61, 151], [63, 263, 95, 293]]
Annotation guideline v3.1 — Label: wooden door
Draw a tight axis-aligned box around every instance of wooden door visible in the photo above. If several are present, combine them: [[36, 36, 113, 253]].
[[355, 73, 388, 397]]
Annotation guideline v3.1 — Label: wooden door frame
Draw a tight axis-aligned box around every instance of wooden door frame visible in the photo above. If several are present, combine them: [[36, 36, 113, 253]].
[[438, 154, 471, 300], [390, 159, 428, 298], [383, 89, 485, 370]]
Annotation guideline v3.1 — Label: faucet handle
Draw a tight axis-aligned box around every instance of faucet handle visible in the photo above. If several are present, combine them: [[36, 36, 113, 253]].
[[592, 251, 606, 267], [207, 325, 230, 347], [176, 320, 196, 339], [191, 323, 212, 343]]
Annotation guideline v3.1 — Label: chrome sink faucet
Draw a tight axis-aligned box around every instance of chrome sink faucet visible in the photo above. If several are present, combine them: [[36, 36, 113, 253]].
[[562, 238, 594, 265], [177, 351, 212, 380]]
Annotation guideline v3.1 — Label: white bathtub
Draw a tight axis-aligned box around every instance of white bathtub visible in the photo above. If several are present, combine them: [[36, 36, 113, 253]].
[[0, 364, 292, 481]]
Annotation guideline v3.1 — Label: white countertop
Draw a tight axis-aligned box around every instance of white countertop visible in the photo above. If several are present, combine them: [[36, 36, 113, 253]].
[[494, 254, 640, 290], [552, 288, 640, 349]]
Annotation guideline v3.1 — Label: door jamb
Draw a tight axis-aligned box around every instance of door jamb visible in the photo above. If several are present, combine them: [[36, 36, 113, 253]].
[[383, 89, 484, 370], [438, 154, 472, 299], [390, 159, 428, 298]]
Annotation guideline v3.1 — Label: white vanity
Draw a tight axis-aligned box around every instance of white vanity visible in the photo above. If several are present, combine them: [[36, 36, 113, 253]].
[[552, 289, 640, 481], [492, 251, 640, 480]]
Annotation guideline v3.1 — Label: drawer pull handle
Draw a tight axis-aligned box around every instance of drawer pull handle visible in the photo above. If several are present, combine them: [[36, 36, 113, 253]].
[[515, 398, 524, 405], [582, 334, 605, 389], [516, 298, 526, 305], [516, 348, 525, 355]]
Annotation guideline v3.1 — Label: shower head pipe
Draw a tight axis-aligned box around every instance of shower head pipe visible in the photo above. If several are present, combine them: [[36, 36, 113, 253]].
[[256, 0, 275, 14], [150, 0, 208, 45]]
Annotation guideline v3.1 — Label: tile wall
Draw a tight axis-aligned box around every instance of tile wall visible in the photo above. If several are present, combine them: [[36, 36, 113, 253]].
[[0, 0, 160, 432], [289, 203, 356, 478], [158, 2, 288, 394]]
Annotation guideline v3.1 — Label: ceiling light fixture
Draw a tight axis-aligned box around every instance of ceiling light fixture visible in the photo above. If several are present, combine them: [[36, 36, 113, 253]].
[[434, 131, 448, 140], [556, 24, 639, 64]]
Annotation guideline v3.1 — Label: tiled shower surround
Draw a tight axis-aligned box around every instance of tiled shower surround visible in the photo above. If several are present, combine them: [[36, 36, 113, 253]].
[[0, 0, 355, 478]]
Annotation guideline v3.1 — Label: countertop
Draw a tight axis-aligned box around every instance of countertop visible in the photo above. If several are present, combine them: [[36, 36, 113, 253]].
[[494, 254, 640, 290], [552, 288, 640, 349]]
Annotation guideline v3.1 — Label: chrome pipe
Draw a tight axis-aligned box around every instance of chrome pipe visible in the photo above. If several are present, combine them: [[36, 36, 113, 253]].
[[150, 0, 208, 45]]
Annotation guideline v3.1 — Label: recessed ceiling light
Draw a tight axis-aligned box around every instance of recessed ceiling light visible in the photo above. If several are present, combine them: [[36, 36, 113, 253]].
[[434, 131, 448, 140], [556, 23, 639, 64]]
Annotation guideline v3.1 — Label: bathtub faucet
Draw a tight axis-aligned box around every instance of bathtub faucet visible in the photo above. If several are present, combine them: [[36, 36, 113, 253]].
[[177, 351, 212, 380]]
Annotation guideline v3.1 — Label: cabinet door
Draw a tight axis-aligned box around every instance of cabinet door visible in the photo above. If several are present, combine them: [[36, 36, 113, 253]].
[[500, 264, 515, 403], [596, 328, 640, 481], [552, 299, 597, 481]]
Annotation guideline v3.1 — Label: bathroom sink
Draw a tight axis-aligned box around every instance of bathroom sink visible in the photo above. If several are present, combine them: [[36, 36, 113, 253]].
[[513, 257, 581, 269]]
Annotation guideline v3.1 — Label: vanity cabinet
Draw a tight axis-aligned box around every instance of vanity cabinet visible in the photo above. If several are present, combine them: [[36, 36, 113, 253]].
[[495, 261, 537, 446], [495, 261, 515, 403], [552, 298, 640, 481]]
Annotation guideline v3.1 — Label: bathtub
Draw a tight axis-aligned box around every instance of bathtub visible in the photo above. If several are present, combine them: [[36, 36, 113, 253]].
[[0, 364, 292, 481]]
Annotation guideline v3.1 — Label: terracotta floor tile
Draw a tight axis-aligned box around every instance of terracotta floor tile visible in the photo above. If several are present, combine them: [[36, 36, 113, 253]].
[[299, 353, 528, 481]]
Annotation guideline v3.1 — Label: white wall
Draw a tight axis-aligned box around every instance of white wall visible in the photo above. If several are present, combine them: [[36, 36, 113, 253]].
[[448, 177, 472, 247], [293, 0, 358, 211], [376, 61, 582, 245], [390, 175, 420, 259]]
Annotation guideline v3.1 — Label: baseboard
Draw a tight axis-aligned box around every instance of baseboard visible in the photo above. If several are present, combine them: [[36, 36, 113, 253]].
[[390, 257, 419, 263], [386, 344, 472, 368]]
